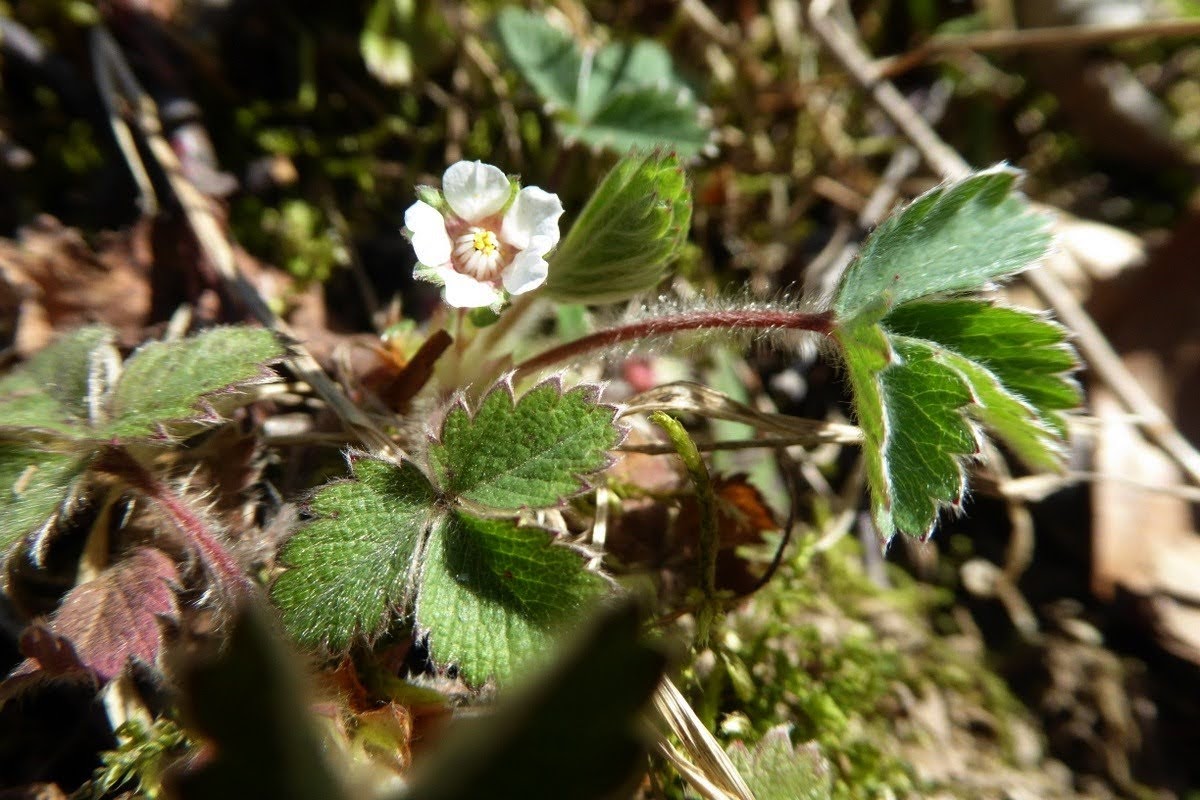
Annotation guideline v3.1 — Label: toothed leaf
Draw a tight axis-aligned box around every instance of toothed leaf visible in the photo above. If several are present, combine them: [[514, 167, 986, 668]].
[[727, 726, 833, 800], [271, 457, 436, 652], [0, 444, 87, 559], [416, 512, 606, 686], [495, 9, 711, 156], [428, 381, 621, 511], [0, 325, 116, 436], [832, 167, 1078, 541], [884, 300, 1081, 466], [105, 327, 285, 440], [13, 548, 179, 683], [833, 166, 1053, 320]]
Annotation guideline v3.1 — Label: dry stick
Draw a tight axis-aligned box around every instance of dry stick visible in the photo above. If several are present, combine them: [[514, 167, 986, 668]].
[[877, 17, 1200, 78], [90, 28, 404, 461], [808, 0, 1200, 488]]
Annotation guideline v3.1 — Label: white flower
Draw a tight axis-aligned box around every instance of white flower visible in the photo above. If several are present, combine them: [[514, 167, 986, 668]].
[[403, 161, 564, 309]]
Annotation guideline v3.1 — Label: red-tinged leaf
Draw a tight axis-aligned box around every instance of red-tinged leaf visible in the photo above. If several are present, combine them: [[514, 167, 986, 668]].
[[16, 624, 87, 675], [19, 548, 180, 682]]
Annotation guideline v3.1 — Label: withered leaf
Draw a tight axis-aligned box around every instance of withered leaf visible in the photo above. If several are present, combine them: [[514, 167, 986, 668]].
[[15, 547, 179, 683]]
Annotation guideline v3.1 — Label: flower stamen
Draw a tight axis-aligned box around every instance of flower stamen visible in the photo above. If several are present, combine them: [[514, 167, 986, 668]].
[[454, 228, 504, 281]]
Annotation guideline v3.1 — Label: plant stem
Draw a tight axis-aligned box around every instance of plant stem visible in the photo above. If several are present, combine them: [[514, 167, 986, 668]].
[[514, 308, 835, 378], [95, 445, 256, 599]]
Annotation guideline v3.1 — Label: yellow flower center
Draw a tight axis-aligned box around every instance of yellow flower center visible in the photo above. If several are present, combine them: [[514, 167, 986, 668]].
[[472, 229, 499, 255], [454, 227, 505, 281]]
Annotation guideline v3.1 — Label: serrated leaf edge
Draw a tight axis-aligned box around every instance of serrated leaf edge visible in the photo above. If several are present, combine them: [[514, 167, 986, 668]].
[[866, 304, 1079, 542], [426, 373, 627, 512], [411, 512, 612, 683]]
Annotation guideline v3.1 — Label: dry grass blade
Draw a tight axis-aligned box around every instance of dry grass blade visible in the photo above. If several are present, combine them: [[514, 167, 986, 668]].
[[650, 679, 754, 800], [89, 27, 404, 461], [622, 381, 862, 445]]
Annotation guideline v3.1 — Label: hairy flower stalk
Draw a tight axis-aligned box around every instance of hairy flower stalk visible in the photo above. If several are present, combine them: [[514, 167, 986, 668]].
[[514, 307, 836, 378]]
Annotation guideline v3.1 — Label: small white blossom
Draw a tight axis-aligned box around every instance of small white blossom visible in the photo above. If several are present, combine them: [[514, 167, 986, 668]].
[[403, 161, 564, 309]]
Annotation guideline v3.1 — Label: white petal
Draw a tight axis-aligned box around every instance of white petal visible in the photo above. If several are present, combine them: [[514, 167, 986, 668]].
[[442, 161, 511, 223], [501, 186, 564, 251], [404, 201, 452, 267], [439, 268, 505, 308], [502, 247, 549, 295]]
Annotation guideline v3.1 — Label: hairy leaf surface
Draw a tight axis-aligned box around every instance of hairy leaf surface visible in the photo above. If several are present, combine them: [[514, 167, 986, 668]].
[[272, 457, 435, 652], [416, 512, 606, 685], [429, 381, 621, 511], [0, 445, 86, 558], [833, 166, 1052, 320], [832, 168, 1079, 542], [14, 548, 179, 682], [106, 326, 285, 440], [0, 325, 116, 435]]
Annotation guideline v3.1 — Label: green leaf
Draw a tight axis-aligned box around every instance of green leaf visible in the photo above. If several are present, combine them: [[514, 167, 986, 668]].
[[394, 602, 665, 800], [884, 300, 1080, 465], [428, 380, 621, 511], [559, 87, 712, 165], [0, 325, 117, 436], [836, 299, 1080, 541], [0, 445, 86, 558], [544, 150, 692, 304], [832, 165, 1053, 320], [494, 8, 579, 110], [415, 512, 606, 685], [105, 327, 285, 440], [830, 167, 1078, 541], [271, 457, 436, 652], [494, 9, 711, 156], [727, 727, 833, 800]]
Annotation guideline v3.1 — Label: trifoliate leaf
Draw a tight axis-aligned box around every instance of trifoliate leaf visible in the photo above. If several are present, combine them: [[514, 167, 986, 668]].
[[494, 9, 711, 156], [272, 457, 436, 652], [726, 727, 833, 800], [105, 327, 285, 440], [415, 512, 606, 685], [0, 324, 116, 436], [545, 150, 692, 304], [832, 165, 1053, 320], [0, 445, 87, 559], [830, 166, 1077, 541], [428, 380, 621, 511]]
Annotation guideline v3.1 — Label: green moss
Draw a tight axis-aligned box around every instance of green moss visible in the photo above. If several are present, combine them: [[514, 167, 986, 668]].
[[699, 537, 1030, 799]]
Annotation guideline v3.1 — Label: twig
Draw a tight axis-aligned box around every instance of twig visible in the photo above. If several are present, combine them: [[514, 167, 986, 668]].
[[808, 0, 1200, 487], [90, 28, 405, 461], [877, 17, 1200, 78]]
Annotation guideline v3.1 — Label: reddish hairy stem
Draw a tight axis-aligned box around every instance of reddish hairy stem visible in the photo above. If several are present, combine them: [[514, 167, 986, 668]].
[[95, 445, 256, 599], [514, 308, 836, 377]]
